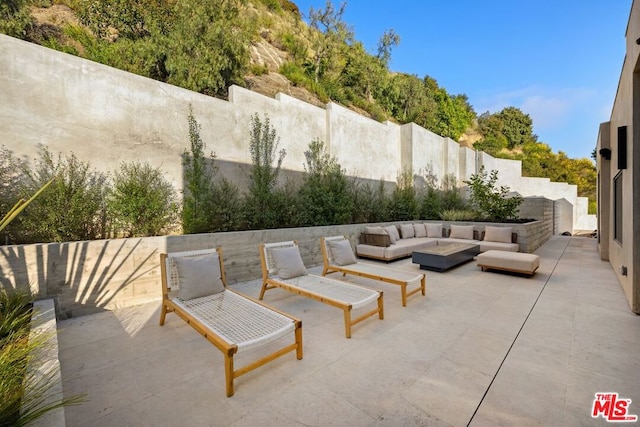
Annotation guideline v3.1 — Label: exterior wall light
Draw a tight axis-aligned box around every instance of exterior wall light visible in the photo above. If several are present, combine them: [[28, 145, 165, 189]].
[[599, 148, 612, 160]]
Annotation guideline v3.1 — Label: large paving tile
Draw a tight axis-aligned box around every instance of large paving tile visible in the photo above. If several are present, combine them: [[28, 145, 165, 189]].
[[470, 364, 567, 426], [403, 358, 492, 426]]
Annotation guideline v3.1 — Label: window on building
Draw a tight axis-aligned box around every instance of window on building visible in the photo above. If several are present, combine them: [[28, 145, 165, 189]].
[[614, 171, 623, 244]]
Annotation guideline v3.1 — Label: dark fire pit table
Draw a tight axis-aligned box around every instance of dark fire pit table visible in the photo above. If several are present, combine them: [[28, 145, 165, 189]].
[[412, 242, 480, 272]]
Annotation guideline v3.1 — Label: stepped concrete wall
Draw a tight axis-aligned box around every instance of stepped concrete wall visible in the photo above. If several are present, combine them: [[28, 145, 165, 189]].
[[0, 34, 595, 230]]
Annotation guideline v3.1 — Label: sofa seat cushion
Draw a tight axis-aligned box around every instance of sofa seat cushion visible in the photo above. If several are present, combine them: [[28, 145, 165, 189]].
[[356, 244, 386, 259], [479, 241, 519, 252]]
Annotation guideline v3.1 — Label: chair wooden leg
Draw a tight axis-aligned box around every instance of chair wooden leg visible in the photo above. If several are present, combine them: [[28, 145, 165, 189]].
[[295, 323, 303, 359], [421, 276, 426, 295], [159, 303, 167, 326], [259, 281, 268, 300], [378, 294, 384, 319], [343, 309, 352, 338], [400, 284, 407, 307], [225, 353, 235, 397]]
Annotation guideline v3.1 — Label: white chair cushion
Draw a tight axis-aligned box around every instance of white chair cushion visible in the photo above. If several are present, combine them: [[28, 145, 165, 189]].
[[175, 253, 224, 300], [271, 246, 308, 279], [328, 239, 357, 266]]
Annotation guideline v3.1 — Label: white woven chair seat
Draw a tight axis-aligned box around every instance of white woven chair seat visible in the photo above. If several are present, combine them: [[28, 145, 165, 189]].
[[277, 275, 380, 309], [170, 290, 295, 352], [341, 263, 423, 287]]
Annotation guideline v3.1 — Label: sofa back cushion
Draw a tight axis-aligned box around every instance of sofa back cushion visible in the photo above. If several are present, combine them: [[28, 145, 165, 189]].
[[413, 223, 427, 238], [365, 225, 386, 235], [384, 225, 400, 243], [483, 226, 513, 243], [449, 225, 474, 240], [426, 223, 443, 238], [400, 223, 415, 239]]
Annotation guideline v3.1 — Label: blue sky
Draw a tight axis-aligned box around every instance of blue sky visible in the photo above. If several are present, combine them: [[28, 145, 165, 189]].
[[293, 0, 632, 159]]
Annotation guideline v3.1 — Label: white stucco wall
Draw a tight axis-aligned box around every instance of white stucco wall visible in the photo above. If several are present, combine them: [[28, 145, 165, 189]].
[[0, 34, 595, 231]]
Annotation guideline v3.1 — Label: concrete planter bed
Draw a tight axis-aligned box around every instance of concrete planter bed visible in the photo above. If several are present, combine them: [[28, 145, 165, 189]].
[[0, 220, 549, 319]]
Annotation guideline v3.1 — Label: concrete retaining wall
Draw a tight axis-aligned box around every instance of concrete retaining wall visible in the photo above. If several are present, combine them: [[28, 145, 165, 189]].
[[0, 35, 596, 231], [1, 220, 548, 319]]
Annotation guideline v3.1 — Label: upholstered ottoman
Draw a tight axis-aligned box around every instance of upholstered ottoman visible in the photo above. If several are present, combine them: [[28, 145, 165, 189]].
[[477, 250, 540, 276]]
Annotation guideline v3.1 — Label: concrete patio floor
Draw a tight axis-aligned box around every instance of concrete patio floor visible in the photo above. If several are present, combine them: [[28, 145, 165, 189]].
[[57, 236, 640, 426]]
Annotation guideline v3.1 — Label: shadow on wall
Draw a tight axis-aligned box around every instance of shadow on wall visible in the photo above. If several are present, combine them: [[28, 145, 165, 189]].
[[0, 238, 160, 319]]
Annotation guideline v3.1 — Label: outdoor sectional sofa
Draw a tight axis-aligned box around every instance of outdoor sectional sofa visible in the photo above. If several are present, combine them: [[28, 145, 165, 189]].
[[356, 223, 519, 262]]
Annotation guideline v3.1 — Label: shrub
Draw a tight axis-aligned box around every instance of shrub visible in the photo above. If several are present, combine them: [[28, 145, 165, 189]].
[[297, 139, 352, 226], [107, 162, 179, 237], [182, 107, 244, 233], [243, 113, 286, 229], [388, 168, 418, 221], [182, 107, 217, 234], [348, 179, 389, 224], [419, 185, 442, 219], [440, 209, 477, 221], [15, 147, 107, 243], [464, 166, 522, 220]]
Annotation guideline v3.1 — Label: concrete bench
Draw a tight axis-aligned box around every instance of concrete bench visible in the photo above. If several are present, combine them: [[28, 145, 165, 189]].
[[476, 250, 540, 276]]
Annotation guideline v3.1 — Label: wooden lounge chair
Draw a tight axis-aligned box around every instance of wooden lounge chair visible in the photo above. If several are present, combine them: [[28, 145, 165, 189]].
[[159, 247, 302, 397], [259, 241, 383, 338], [321, 236, 426, 307]]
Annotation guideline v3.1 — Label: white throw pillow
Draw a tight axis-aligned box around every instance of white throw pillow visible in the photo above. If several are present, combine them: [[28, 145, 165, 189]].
[[449, 225, 474, 240], [484, 226, 513, 243], [175, 253, 224, 300], [271, 246, 308, 279], [327, 239, 357, 266], [413, 223, 427, 238], [400, 223, 415, 239], [383, 225, 400, 243], [426, 223, 443, 238], [365, 225, 386, 235]]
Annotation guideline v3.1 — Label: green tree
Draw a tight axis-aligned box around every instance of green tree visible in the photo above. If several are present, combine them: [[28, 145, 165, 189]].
[[498, 106, 535, 149], [307, 0, 353, 83], [297, 139, 352, 226], [464, 166, 522, 220], [107, 162, 178, 237], [244, 113, 286, 229]]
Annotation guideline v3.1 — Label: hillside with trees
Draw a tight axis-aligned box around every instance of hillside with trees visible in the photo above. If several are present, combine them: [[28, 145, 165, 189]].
[[1, 0, 595, 212]]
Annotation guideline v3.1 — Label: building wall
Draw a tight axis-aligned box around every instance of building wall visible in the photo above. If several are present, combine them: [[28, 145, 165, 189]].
[[596, 0, 640, 313], [0, 35, 595, 231]]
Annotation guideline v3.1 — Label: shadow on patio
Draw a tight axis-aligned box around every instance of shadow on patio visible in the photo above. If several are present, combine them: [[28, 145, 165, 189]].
[[57, 236, 640, 426]]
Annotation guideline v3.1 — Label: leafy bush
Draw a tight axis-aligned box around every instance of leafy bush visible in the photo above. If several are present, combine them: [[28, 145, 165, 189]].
[[243, 113, 286, 229], [419, 186, 442, 219], [348, 179, 389, 224], [107, 162, 178, 237], [464, 166, 522, 220], [297, 139, 352, 226], [14, 147, 107, 243], [206, 177, 244, 232], [388, 168, 418, 221]]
